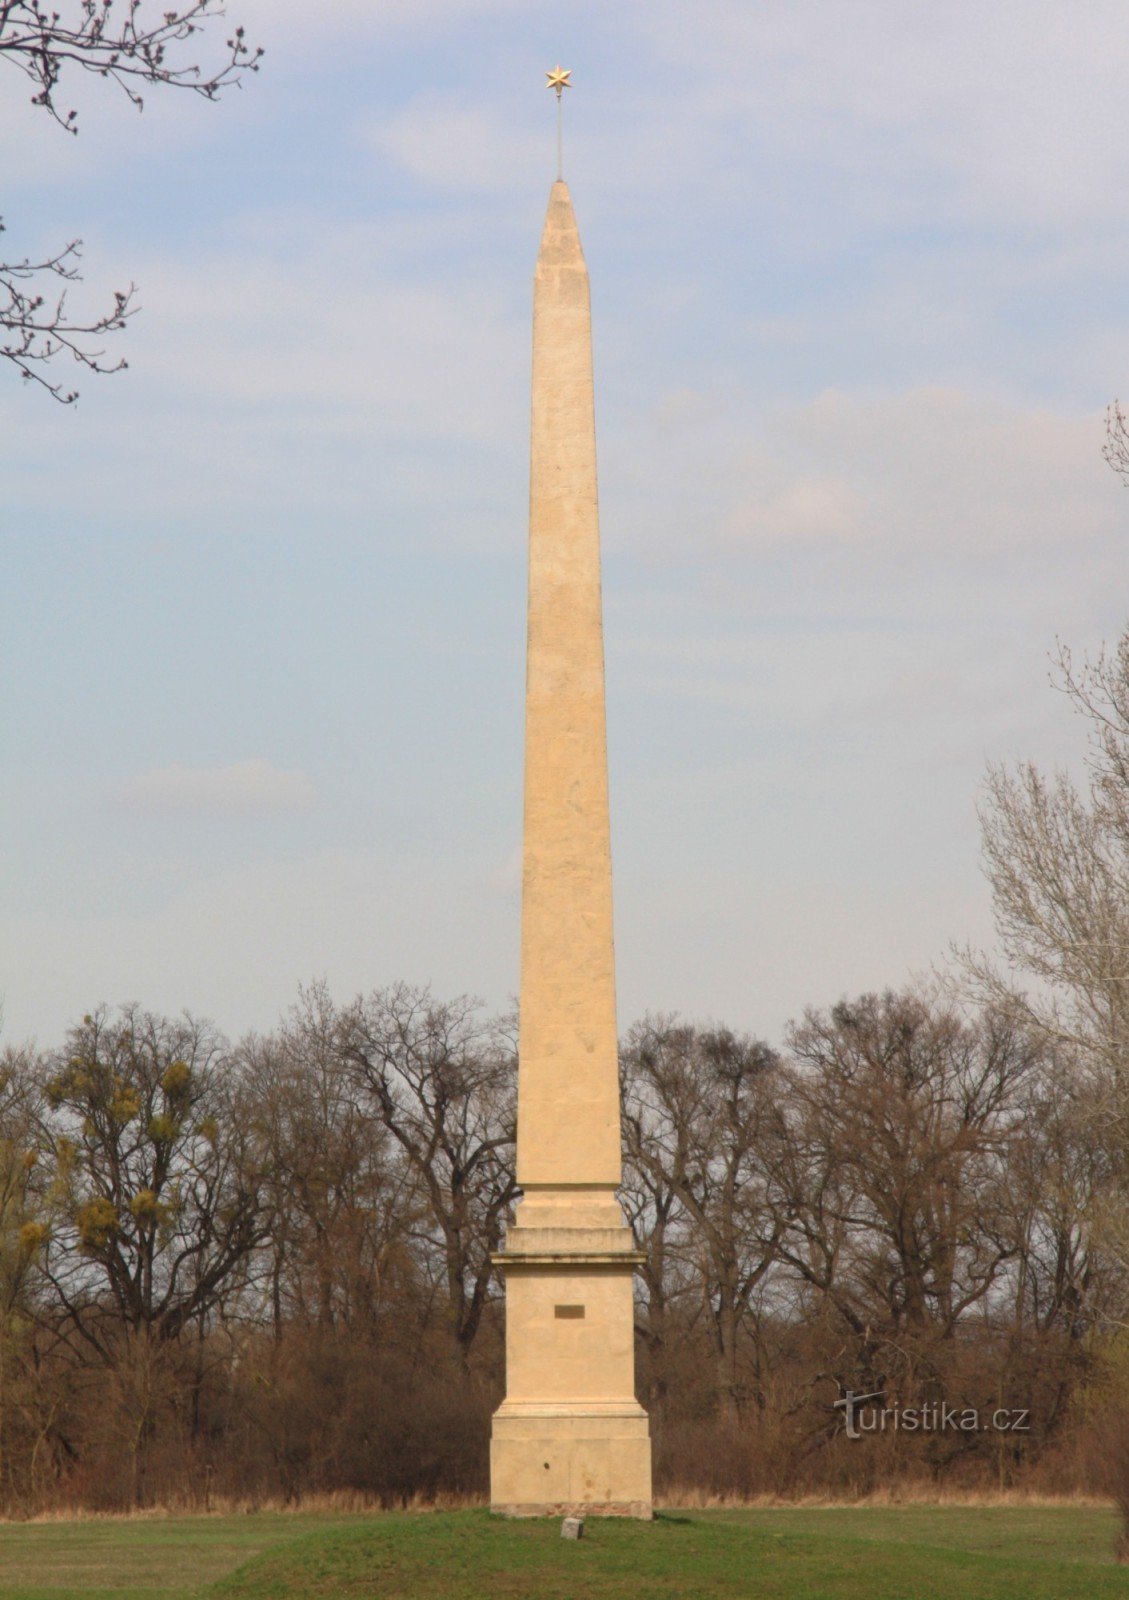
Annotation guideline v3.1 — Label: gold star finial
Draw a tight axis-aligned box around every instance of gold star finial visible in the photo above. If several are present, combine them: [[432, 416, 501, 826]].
[[546, 66, 571, 180]]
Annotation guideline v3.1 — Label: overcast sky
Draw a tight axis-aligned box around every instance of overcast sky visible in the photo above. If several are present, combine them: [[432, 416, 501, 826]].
[[3, 1, 1127, 1051]]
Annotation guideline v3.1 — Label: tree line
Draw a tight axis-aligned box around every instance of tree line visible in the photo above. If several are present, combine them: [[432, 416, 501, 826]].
[[4, 626, 1129, 1513], [0, 982, 1123, 1511]]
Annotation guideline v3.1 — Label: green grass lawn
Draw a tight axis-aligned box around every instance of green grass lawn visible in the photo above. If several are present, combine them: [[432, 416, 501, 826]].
[[0, 1513, 367, 1600], [1, 1505, 1127, 1600]]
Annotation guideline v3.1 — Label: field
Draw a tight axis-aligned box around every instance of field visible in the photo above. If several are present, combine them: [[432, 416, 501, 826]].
[[1, 1505, 1128, 1600]]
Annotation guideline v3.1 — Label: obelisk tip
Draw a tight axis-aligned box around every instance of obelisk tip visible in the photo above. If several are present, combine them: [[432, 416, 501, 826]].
[[537, 178, 585, 269]]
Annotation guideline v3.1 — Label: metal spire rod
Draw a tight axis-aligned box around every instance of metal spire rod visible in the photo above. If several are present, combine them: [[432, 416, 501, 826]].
[[545, 65, 571, 180]]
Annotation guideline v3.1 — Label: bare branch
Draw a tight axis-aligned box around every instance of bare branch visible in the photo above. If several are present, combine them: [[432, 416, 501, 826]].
[[0, 2, 262, 134], [0, 3, 261, 400], [0, 227, 137, 402], [1105, 401, 1129, 486]]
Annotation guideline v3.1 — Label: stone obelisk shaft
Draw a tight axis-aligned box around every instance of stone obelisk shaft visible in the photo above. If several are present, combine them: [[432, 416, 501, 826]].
[[518, 179, 620, 1190], [490, 179, 651, 1519]]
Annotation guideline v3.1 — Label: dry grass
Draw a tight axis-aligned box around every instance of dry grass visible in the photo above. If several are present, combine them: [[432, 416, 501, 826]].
[[1, 1488, 483, 1524], [658, 1484, 1112, 1509], [1, 1483, 1114, 1525]]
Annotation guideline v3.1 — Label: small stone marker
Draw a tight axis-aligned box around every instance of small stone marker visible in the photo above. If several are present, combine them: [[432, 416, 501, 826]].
[[561, 1516, 585, 1540]]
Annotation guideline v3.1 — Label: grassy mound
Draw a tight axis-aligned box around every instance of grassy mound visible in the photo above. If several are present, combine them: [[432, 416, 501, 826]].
[[211, 1507, 1129, 1600]]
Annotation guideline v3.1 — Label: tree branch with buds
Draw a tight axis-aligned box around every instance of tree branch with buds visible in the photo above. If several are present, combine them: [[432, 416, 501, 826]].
[[0, 1, 261, 401], [1105, 401, 1129, 487]]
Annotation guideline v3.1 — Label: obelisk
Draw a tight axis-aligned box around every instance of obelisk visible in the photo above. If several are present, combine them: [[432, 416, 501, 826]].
[[489, 89, 652, 1518]]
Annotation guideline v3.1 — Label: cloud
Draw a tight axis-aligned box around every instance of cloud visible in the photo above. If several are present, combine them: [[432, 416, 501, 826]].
[[142, 245, 525, 428], [602, 383, 1126, 826], [738, 387, 1106, 550], [641, 0, 1129, 229], [367, 100, 545, 194], [240, 0, 523, 40], [116, 759, 316, 815], [738, 388, 1119, 556], [613, 385, 1120, 570], [0, 213, 531, 545]]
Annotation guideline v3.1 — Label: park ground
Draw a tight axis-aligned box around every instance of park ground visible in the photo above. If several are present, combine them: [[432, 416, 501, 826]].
[[1, 1503, 1129, 1600]]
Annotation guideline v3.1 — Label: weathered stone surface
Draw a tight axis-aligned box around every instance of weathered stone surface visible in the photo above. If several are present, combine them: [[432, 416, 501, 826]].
[[517, 178, 620, 1191], [561, 1516, 585, 1539], [488, 179, 652, 1519]]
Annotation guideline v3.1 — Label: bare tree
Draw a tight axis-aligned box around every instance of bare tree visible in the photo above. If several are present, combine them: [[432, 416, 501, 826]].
[[965, 637, 1129, 1088], [242, 984, 419, 1340], [622, 1018, 784, 1421], [621, 1040, 692, 1423], [39, 1005, 264, 1345], [783, 990, 1041, 1413], [340, 984, 517, 1374], [33, 1005, 265, 1502], [1, 1, 261, 400], [1005, 1053, 1123, 1348], [964, 630, 1129, 1302], [0, 1045, 51, 1499]]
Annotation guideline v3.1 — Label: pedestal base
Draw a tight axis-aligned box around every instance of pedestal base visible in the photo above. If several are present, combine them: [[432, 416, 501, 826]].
[[490, 1404, 652, 1519], [490, 1193, 653, 1518]]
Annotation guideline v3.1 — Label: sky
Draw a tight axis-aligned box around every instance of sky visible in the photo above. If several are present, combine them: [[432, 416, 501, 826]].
[[3, 0, 1128, 1052]]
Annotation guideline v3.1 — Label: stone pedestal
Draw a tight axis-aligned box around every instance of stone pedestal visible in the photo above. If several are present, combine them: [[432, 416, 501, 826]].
[[491, 1188, 651, 1517]]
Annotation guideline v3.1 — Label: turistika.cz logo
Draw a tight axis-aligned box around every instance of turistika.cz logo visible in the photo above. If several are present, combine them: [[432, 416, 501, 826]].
[[833, 1390, 1031, 1441]]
